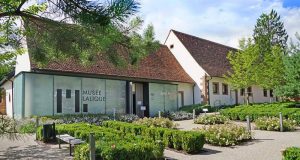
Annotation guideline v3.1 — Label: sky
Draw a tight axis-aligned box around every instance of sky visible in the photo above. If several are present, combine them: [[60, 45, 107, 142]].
[[137, 0, 300, 48]]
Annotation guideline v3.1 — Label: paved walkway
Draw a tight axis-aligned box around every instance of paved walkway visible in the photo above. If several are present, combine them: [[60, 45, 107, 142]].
[[164, 120, 300, 160], [0, 134, 72, 160]]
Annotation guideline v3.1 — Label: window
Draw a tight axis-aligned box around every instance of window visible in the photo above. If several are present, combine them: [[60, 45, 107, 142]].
[[222, 83, 228, 95], [75, 90, 80, 112], [247, 87, 252, 96], [240, 88, 245, 96], [212, 82, 219, 94], [270, 89, 273, 97], [263, 89, 268, 97], [57, 89, 62, 113], [66, 89, 71, 98], [83, 104, 88, 112]]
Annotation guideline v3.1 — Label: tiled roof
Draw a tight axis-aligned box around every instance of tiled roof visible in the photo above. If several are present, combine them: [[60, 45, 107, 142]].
[[172, 30, 237, 77], [30, 45, 194, 83]]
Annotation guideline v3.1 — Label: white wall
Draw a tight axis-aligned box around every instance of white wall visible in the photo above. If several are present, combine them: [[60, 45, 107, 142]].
[[15, 38, 31, 75], [165, 31, 207, 104], [1, 81, 13, 117], [208, 77, 236, 106], [177, 83, 194, 106], [236, 85, 275, 104]]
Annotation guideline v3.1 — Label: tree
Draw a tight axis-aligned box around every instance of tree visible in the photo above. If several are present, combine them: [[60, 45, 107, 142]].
[[225, 39, 260, 104], [0, 0, 160, 75], [275, 34, 300, 99], [253, 9, 288, 54]]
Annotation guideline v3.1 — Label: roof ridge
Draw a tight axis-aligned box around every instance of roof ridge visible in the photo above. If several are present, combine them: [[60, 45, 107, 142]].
[[171, 29, 238, 50]]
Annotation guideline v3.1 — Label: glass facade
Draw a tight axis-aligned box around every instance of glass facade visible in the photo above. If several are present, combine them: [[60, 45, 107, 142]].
[[13, 74, 24, 118], [149, 83, 178, 116]]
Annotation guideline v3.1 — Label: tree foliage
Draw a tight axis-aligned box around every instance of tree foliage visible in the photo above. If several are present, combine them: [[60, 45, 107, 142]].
[[275, 34, 300, 98], [0, 0, 160, 78], [253, 9, 288, 54]]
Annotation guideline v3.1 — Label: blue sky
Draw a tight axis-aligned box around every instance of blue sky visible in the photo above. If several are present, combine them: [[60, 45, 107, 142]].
[[138, 0, 300, 48]]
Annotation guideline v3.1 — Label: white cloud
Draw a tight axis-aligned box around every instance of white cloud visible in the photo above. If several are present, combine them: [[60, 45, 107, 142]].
[[138, 0, 300, 48]]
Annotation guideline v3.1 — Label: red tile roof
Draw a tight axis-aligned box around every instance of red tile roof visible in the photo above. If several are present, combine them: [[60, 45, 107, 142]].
[[172, 30, 237, 77], [30, 45, 194, 83]]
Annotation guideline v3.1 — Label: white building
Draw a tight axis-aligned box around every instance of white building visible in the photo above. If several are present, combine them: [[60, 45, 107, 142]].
[[164, 30, 275, 106]]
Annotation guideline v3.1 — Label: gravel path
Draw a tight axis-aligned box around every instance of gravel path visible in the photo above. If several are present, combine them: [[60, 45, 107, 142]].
[[164, 120, 300, 160], [0, 134, 72, 160]]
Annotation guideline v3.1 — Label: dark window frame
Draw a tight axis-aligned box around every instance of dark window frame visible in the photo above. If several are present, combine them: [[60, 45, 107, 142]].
[[83, 104, 88, 112], [247, 87, 252, 96], [57, 89, 62, 113], [222, 83, 228, 95], [240, 88, 245, 96], [66, 89, 71, 98], [270, 89, 274, 97], [263, 89, 268, 97], [212, 82, 219, 95]]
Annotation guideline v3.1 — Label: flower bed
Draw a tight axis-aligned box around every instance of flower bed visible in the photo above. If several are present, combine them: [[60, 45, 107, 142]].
[[255, 117, 297, 131], [133, 117, 178, 128], [160, 111, 193, 121], [220, 102, 300, 124], [194, 115, 229, 125], [194, 124, 252, 146], [282, 147, 300, 160], [179, 104, 215, 115]]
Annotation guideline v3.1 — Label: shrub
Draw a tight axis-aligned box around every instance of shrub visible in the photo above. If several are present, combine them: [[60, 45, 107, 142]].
[[255, 117, 297, 131], [116, 114, 139, 122], [282, 147, 300, 160], [220, 102, 300, 124], [74, 140, 164, 160], [102, 121, 205, 153], [195, 124, 252, 146], [179, 104, 215, 115], [194, 114, 229, 125], [18, 121, 36, 133], [133, 117, 178, 128], [169, 111, 193, 121]]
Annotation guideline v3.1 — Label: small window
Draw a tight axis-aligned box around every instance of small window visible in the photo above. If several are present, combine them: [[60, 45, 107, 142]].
[[170, 44, 174, 49], [270, 89, 273, 97], [247, 87, 252, 96], [263, 89, 268, 97], [83, 104, 88, 112], [240, 88, 245, 96], [222, 83, 228, 95], [212, 82, 219, 94], [66, 89, 71, 98]]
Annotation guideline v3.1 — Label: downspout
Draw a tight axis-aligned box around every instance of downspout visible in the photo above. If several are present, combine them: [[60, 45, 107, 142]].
[[206, 75, 212, 105]]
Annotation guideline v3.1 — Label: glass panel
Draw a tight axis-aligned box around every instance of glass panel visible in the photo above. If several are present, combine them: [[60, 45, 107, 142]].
[[54, 76, 81, 114], [149, 83, 164, 117], [82, 78, 106, 114], [13, 74, 24, 119], [106, 80, 126, 114], [164, 84, 178, 112]]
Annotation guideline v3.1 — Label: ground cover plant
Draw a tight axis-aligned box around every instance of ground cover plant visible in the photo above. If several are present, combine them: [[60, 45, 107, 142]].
[[133, 117, 178, 128], [220, 102, 300, 124], [282, 147, 300, 160], [255, 117, 297, 131], [160, 111, 193, 121], [194, 114, 229, 125], [194, 124, 252, 146]]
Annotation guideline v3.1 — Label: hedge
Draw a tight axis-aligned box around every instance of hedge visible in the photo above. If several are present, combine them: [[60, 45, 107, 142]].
[[102, 121, 205, 154], [220, 102, 300, 124], [282, 147, 300, 160], [179, 104, 215, 115]]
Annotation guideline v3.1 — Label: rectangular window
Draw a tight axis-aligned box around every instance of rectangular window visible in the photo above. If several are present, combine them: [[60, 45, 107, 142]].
[[83, 104, 88, 112], [240, 88, 245, 96], [75, 90, 80, 112], [57, 89, 62, 113], [270, 89, 273, 97], [66, 89, 71, 98], [247, 87, 252, 96], [212, 82, 219, 94], [222, 83, 228, 95], [263, 89, 268, 97]]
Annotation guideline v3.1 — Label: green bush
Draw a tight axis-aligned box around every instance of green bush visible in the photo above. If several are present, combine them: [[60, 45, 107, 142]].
[[255, 117, 297, 131], [220, 102, 300, 124], [133, 117, 178, 128], [194, 114, 229, 125], [18, 121, 36, 133], [74, 140, 164, 160], [102, 121, 205, 153], [282, 147, 300, 160], [179, 104, 215, 115], [195, 124, 252, 146]]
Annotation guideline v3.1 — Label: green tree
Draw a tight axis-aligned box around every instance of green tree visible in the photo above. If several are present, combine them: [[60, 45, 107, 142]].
[[225, 39, 260, 104], [275, 34, 300, 99], [253, 9, 288, 54], [0, 0, 159, 77]]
